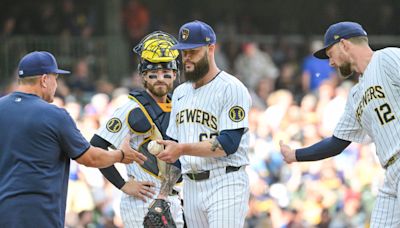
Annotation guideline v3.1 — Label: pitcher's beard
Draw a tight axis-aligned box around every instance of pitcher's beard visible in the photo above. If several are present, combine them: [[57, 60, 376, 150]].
[[184, 53, 210, 82], [338, 62, 353, 78]]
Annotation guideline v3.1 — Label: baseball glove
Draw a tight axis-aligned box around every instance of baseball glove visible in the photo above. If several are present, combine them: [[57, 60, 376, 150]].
[[143, 199, 176, 228]]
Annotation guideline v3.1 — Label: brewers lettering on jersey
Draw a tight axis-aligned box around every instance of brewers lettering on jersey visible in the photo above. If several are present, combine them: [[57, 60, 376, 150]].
[[168, 74, 250, 172], [280, 21, 400, 227], [156, 20, 251, 228]]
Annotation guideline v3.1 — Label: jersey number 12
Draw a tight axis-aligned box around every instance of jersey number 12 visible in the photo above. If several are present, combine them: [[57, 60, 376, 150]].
[[374, 103, 395, 125]]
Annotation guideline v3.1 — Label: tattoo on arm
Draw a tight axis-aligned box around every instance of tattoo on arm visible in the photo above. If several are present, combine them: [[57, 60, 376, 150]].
[[210, 138, 223, 152], [159, 164, 181, 197]]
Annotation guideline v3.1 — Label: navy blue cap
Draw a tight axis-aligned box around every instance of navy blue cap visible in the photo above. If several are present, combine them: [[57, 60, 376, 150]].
[[18, 51, 70, 77], [171, 20, 216, 50], [314, 22, 367, 59]]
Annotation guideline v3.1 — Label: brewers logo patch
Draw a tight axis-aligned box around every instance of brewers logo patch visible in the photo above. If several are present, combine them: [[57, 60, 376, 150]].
[[106, 118, 122, 133], [229, 106, 245, 122], [181, 28, 189, 40]]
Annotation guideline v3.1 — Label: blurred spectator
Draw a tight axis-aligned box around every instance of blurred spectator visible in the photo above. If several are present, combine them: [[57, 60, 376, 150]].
[[234, 42, 279, 93], [76, 210, 95, 228], [251, 78, 271, 109], [262, 89, 293, 133], [215, 43, 230, 72], [1, 17, 16, 38], [301, 40, 337, 94], [96, 79, 115, 95], [315, 80, 336, 118], [67, 58, 96, 103], [60, 0, 96, 37], [319, 81, 353, 137], [374, 3, 397, 34], [66, 163, 96, 217], [83, 92, 110, 125], [120, 71, 144, 92], [37, 4, 59, 35], [317, 208, 331, 228], [299, 93, 319, 125], [122, 0, 150, 44], [275, 62, 302, 102]]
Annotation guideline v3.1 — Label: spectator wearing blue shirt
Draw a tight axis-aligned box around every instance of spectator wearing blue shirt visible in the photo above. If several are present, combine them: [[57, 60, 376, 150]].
[[301, 40, 337, 93], [0, 51, 146, 228]]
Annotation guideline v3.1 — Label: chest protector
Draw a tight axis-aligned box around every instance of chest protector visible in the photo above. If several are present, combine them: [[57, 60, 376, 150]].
[[129, 90, 171, 178]]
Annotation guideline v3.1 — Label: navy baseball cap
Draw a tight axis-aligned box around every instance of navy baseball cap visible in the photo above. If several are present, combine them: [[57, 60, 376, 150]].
[[18, 51, 70, 77], [314, 22, 368, 59], [171, 20, 216, 50]]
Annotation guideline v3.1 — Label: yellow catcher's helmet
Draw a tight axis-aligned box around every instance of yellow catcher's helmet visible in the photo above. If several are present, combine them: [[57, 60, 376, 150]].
[[133, 31, 180, 73], [140, 37, 179, 63]]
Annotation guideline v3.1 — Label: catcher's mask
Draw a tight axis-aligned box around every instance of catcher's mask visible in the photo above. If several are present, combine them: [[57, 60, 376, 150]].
[[133, 31, 180, 74]]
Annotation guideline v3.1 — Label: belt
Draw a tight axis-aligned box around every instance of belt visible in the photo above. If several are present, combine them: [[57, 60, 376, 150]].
[[185, 166, 242, 181], [384, 153, 400, 169]]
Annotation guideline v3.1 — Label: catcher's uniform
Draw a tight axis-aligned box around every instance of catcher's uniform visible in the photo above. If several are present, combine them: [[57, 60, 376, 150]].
[[96, 91, 184, 228]]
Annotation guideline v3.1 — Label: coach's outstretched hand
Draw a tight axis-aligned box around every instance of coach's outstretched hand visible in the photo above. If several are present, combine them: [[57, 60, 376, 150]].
[[156, 140, 182, 163], [279, 140, 297, 164], [120, 136, 147, 165]]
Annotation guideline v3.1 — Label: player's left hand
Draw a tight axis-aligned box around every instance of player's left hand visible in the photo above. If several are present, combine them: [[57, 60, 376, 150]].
[[156, 140, 182, 163]]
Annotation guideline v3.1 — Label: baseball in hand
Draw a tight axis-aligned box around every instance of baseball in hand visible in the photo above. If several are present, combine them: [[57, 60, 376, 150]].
[[148, 140, 164, 155]]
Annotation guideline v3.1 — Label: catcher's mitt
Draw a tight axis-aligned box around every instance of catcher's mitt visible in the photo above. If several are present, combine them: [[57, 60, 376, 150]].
[[143, 199, 176, 228]]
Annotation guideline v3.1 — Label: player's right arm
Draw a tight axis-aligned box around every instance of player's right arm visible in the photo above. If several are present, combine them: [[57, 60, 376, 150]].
[[57, 108, 145, 168], [76, 135, 146, 168]]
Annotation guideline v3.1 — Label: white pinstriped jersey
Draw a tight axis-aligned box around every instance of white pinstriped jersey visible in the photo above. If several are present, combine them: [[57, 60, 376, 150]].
[[166, 71, 251, 173], [334, 48, 400, 167]]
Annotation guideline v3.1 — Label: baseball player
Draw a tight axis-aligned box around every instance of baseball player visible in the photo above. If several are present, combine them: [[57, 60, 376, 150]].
[[155, 20, 252, 228], [90, 31, 184, 228], [280, 21, 400, 227]]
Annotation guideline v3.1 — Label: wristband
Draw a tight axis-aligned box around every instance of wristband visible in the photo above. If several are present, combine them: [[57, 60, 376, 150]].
[[120, 149, 125, 162]]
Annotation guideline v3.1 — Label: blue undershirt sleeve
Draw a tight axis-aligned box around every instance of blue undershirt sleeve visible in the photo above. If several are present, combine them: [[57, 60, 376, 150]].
[[216, 128, 245, 155], [295, 135, 351, 161]]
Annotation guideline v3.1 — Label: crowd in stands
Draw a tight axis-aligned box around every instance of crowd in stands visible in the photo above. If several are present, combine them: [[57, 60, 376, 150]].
[[2, 0, 400, 39], [1, 0, 391, 227]]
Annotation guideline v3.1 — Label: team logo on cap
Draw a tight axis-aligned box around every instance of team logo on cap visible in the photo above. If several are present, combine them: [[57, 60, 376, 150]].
[[181, 28, 189, 40], [106, 118, 122, 133], [229, 106, 245, 122]]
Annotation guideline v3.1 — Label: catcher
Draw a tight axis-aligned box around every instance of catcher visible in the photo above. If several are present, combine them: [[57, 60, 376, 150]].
[[90, 31, 183, 228]]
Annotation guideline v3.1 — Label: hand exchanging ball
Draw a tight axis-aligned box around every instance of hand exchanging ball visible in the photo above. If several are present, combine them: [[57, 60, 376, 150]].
[[147, 140, 164, 155]]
